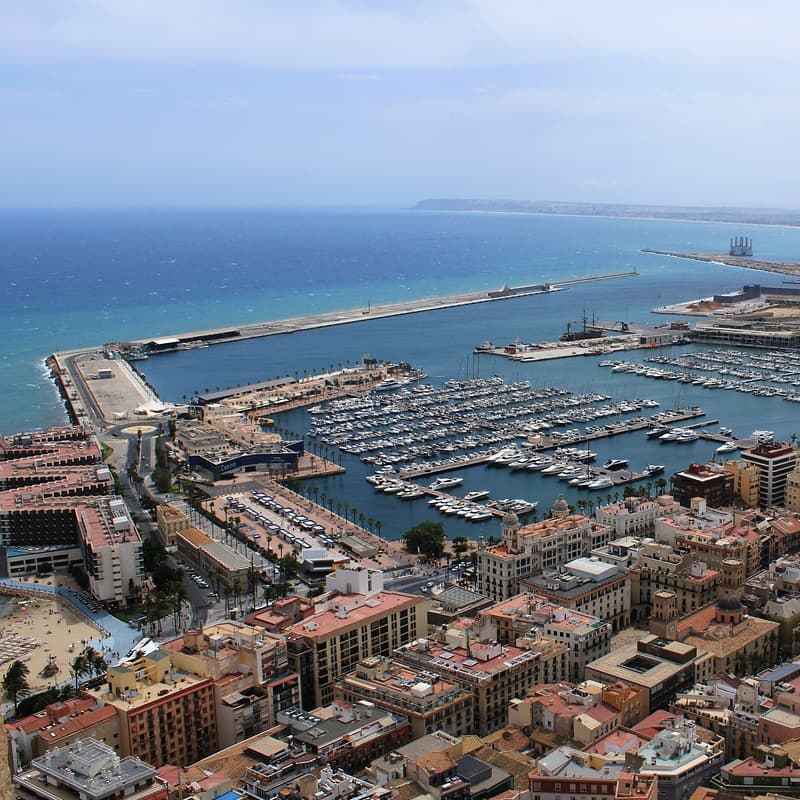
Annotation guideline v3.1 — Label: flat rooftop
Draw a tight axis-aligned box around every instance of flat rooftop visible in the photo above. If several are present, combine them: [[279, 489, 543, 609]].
[[288, 591, 420, 639], [27, 738, 155, 799]]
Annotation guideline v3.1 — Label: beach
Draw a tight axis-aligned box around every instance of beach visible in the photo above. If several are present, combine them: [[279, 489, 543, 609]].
[[0, 594, 105, 693]]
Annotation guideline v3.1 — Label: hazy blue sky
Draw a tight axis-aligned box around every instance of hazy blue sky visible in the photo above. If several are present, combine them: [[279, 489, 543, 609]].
[[3, 1, 800, 207]]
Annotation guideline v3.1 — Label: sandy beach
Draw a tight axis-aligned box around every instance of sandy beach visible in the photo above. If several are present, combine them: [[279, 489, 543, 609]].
[[0, 595, 105, 693]]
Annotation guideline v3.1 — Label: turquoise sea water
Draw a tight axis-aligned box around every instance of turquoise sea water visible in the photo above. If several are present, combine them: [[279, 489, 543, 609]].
[[4, 207, 800, 538]]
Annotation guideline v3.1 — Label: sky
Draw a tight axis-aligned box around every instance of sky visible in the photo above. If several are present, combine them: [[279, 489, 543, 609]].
[[2, 1, 800, 208]]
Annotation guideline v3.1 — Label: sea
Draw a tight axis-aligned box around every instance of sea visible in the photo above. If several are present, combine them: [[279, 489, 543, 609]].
[[4, 206, 800, 540]]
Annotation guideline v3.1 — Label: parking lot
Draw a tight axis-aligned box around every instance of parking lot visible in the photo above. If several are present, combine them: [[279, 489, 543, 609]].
[[222, 490, 352, 563]]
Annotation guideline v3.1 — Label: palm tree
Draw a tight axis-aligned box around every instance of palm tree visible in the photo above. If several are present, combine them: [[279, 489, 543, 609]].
[[2, 660, 30, 714], [375, 520, 383, 540], [82, 646, 108, 677], [70, 654, 90, 690], [358, 511, 366, 530]]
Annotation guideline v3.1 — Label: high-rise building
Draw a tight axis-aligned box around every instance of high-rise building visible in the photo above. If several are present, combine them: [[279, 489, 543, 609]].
[[286, 569, 428, 709], [741, 442, 798, 508]]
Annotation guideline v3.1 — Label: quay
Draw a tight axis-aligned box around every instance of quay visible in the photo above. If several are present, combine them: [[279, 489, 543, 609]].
[[114, 271, 638, 356]]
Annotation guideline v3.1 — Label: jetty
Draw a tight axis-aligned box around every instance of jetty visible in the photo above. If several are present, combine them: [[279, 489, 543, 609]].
[[104, 271, 638, 357]]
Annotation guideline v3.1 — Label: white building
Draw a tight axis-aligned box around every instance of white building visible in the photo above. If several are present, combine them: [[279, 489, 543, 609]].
[[77, 498, 144, 606]]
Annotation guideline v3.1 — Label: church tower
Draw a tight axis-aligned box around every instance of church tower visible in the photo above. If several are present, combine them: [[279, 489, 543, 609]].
[[649, 589, 679, 639]]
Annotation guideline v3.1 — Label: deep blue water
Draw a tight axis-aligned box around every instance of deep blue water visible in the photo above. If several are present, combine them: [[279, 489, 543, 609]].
[[3, 207, 800, 539]]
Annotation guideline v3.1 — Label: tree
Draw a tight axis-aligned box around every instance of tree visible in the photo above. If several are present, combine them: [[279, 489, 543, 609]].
[[402, 521, 446, 559], [82, 646, 107, 678], [70, 655, 90, 690], [279, 552, 300, 579], [375, 520, 383, 540], [2, 660, 30, 714]]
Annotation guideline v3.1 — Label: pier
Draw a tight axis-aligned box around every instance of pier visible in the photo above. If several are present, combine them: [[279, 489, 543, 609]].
[[110, 271, 638, 356]]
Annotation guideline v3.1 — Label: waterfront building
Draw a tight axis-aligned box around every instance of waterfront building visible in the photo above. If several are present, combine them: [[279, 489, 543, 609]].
[[278, 701, 410, 773], [584, 636, 704, 716], [13, 739, 164, 800], [479, 592, 608, 682], [670, 463, 734, 508], [0, 494, 145, 606], [740, 442, 798, 508], [477, 505, 612, 602], [286, 568, 427, 709], [334, 655, 474, 738], [521, 557, 631, 632], [725, 460, 761, 508]]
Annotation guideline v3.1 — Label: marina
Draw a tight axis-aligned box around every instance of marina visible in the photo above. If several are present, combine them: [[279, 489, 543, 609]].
[[305, 377, 708, 511]]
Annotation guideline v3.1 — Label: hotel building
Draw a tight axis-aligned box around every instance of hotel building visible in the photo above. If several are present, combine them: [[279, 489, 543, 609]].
[[286, 568, 427, 709]]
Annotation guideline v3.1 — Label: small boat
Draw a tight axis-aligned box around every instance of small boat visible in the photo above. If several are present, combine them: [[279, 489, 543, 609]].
[[644, 464, 665, 476], [464, 490, 490, 502], [429, 476, 464, 490], [588, 476, 614, 489], [715, 441, 739, 454], [603, 458, 629, 471]]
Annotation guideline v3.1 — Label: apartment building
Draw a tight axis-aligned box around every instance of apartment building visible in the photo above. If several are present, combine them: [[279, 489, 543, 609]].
[[522, 557, 631, 632], [286, 569, 427, 709], [335, 655, 474, 738], [479, 593, 610, 682], [393, 617, 568, 735], [741, 442, 798, 508]]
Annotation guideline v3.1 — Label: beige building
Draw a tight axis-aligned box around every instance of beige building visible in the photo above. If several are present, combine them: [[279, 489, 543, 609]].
[[725, 460, 761, 508], [156, 502, 191, 546], [785, 467, 800, 513], [287, 568, 428, 709], [85, 620, 299, 765], [479, 592, 609, 682], [335, 656, 474, 738], [175, 524, 252, 595], [585, 635, 707, 716], [478, 502, 612, 602], [393, 616, 567, 735]]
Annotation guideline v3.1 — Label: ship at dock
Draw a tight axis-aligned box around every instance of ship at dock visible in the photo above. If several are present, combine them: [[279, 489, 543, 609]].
[[559, 307, 607, 342]]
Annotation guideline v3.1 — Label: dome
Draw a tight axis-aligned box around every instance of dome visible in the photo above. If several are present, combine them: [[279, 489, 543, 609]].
[[502, 510, 519, 527], [716, 594, 743, 612], [551, 494, 569, 514]]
